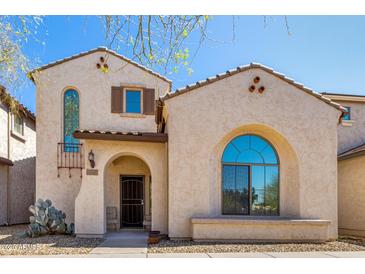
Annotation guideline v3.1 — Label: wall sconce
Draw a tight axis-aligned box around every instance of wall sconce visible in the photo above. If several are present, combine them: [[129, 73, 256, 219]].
[[88, 150, 95, 168]]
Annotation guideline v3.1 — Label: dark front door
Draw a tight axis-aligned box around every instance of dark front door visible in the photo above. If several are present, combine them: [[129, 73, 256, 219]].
[[120, 176, 144, 227]]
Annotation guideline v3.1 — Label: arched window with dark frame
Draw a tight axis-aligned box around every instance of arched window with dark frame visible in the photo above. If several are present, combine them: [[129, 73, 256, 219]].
[[63, 89, 79, 152], [222, 135, 279, 216]]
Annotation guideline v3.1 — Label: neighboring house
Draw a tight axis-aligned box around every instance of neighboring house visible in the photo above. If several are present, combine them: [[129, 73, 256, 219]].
[[322, 93, 365, 237], [31, 47, 345, 241], [0, 86, 36, 225]]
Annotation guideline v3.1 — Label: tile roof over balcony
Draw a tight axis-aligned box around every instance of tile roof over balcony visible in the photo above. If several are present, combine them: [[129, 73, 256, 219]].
[[73, 129, 168, 143]]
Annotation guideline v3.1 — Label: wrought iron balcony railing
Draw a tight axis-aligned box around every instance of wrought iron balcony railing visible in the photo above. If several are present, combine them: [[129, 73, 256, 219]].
[[57, 143, 84, 177]]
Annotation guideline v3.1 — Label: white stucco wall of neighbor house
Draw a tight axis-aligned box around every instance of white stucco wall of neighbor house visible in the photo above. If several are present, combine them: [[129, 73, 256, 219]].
[[335, 101, 365, 153], [35, 49, 170, 225], [0, 98, 36, 225], [8, 116, 36, 224], [165, 68, 340, 240]]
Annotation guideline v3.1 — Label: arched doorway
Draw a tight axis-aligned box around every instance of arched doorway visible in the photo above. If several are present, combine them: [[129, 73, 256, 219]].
[[104, 155, 152, 230], [221, 134, 279, 216]]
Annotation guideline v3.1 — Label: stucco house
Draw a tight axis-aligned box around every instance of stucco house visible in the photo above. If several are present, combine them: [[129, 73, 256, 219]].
[[321, 93, 365, 237], [0, 86, 36, 225], [31, 47, 348, 241]]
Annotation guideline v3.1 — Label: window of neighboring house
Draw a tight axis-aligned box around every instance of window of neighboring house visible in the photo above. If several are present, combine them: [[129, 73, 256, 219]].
[[342, 106, 351, 121], [63, 89, 79, 152], [222, 135, 279, 216], [12, 113, 24, 136], [125, 89, 142, 113]]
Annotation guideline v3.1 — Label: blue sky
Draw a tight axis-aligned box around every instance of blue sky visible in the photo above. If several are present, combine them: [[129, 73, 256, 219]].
[[15, 16, 365, 113]]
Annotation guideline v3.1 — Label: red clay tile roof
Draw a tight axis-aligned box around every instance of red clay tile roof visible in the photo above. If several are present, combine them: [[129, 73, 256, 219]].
[[162, 63, 346, 113], [338, 143, 365, 160], [0, 85, 36, 121], [29, 47, 172, 86], [73, 129, 167, 143]]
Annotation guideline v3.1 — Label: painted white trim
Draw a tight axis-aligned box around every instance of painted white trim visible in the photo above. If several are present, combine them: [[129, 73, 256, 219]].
[[341, 120, 354, 127], [10, 113, 25, 140]]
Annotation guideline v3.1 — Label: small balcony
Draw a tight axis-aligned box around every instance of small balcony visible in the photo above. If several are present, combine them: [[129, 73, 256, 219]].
[[57, 143, 84, 177]]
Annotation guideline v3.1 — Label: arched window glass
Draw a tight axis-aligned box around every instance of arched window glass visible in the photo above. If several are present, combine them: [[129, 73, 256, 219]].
[[63, 89, 79, 152], [222, 135, 279, 216]]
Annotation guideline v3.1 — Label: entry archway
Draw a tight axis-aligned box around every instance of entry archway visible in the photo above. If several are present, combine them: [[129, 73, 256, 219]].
[[104, 154, 152, 230]]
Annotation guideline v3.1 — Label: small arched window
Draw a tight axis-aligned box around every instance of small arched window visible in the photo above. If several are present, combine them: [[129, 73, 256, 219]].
[[222, 135, 279, 216], [63, 89, 79, 152]]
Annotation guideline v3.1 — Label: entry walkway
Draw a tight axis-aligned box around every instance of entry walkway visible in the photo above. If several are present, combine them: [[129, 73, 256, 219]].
[[89, 230, 148, 257]]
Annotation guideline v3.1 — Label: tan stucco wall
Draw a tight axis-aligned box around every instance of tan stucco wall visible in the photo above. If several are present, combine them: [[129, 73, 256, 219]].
[[338, 155, 365, 236], [191, 218, 330, 241], [0, 100, 36, 225], [105, 156, 151, 229], [332, 100, 365, 153], [75, 140, 167, 237], [165, 68, 340, 240], [35, 49, 170, 225]]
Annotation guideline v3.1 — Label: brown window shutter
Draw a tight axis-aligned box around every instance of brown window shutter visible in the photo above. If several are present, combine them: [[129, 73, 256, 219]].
[[111, 86, 123, 113], [143, 88, 155, 115]]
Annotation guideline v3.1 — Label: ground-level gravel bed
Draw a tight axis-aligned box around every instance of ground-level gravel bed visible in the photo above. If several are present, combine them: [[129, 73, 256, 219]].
[[0, 225, 103, 255], [148, 237, 365, 253]]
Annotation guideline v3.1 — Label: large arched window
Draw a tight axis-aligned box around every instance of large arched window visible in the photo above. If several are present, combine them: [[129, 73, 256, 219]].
[[63, 89, 79, 152], [222, 135, 279, 216]]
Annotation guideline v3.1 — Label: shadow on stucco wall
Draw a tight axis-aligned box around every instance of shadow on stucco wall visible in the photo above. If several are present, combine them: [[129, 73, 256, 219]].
[[8, 156, 36, 224]]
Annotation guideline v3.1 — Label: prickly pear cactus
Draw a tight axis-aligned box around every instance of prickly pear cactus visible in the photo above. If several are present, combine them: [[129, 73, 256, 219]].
[[24, 198, 75, 238]]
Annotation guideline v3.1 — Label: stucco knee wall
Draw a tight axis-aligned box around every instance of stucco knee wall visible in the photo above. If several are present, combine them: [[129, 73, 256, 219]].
[[191, 218, 331, 241]]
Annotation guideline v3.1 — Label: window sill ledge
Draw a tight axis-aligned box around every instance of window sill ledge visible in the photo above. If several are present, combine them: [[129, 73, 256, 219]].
[[10, 130, 26, 142], [120, 113, 146, 118], [341, 120, 354, 127], [191, 216, 331, 225]]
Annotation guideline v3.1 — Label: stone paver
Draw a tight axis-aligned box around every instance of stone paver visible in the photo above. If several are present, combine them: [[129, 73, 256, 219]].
[[208, 252, 273, 258], [265, 252, 335, 258], [147, 253, 210, 258], [324, 251, 365, 258]]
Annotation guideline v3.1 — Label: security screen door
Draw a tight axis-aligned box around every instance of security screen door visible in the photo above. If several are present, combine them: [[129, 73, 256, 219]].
[[120, 176, 144, 227]]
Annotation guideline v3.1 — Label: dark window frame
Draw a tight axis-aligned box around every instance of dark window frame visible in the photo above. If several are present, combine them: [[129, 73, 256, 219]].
[[221, 134, 280, 216], [63, 89, 80, 152]]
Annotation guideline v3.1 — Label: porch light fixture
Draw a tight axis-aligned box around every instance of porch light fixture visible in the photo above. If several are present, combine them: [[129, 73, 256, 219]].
[[88, 150, 95, 168]]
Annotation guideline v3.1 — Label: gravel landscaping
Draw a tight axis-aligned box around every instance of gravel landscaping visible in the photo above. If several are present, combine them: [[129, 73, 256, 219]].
[[148, 237, 365, 253], [0, 225, 103, 256]]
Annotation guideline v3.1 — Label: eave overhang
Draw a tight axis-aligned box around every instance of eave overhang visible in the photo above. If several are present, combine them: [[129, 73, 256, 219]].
[[73, 129, 168, 143]]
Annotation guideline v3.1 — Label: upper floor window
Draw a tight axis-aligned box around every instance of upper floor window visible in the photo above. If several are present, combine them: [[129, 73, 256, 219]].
[[342, 106, 351, 121], [12, 113, 24, 136], [64, 89, 79, 152], [125, 89, 142, 113], [111, 86, 155, 115]]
